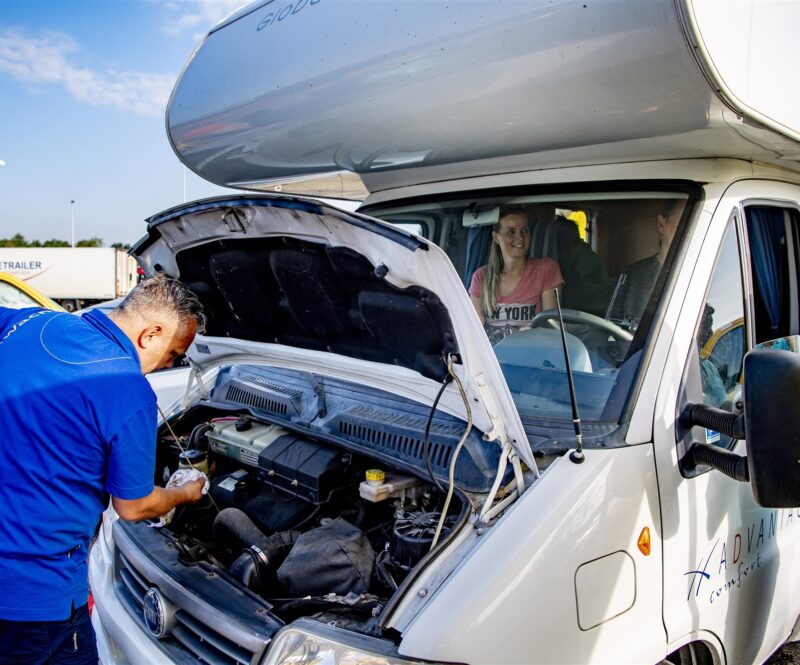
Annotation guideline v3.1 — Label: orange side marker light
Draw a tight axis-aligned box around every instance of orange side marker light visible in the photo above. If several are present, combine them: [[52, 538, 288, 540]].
[[637, 527, 651, 556]]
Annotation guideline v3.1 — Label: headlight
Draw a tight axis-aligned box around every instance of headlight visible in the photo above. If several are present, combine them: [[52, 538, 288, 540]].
[[262, 620, 435, 665]]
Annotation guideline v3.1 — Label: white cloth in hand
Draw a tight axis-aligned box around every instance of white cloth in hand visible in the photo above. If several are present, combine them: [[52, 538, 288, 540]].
[[150, 468, 209, 528], [167, 468, 209, 494]]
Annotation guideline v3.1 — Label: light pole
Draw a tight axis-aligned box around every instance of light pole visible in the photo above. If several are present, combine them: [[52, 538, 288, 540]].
[[70, 200, 75, 248]]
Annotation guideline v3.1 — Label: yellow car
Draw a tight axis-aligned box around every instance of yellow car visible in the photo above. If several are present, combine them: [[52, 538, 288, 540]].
[[0, 271, 63, 311]]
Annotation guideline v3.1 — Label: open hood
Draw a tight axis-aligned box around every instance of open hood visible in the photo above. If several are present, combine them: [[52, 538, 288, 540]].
[[132, 194, 534, 469]]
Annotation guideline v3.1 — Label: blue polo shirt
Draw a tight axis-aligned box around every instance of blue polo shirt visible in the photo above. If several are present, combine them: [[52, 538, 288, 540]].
[[0, 307, 157, 621]]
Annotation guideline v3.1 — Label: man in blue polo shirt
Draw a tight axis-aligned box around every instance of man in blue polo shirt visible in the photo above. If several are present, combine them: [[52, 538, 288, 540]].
[[0, 274, 207, 664]]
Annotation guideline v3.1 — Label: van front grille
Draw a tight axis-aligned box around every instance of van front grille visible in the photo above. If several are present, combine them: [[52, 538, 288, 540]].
[[112, 524, 272, 665]]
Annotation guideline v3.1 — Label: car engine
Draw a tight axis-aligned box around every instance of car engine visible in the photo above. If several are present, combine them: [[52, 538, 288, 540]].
[[140, 411, 463, 627]]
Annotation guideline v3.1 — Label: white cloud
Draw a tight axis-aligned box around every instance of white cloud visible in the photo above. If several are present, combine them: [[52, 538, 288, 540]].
[[0, 29, 175, 117], [156, 0, 249, 39]]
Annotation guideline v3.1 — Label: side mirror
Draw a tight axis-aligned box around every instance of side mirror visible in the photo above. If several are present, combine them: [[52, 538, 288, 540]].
[[743, 349, 800, 507], [680, 348, 800, 507]]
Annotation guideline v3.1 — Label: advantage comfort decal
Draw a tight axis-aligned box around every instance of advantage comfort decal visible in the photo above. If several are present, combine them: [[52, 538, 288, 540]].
[[684, 509, 799, 605]]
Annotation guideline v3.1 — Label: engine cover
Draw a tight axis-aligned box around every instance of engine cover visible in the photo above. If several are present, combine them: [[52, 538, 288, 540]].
[[257, 435, 352, 504]]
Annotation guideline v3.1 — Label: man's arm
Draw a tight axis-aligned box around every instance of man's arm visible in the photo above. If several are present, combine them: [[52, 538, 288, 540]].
[[112, 479, 205, 521]]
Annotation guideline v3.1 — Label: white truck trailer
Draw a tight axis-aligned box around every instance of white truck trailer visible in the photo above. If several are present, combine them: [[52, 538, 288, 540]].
[[0, 247, 138, 311]]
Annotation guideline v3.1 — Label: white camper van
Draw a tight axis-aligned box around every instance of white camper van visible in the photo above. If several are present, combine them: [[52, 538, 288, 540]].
[[89, 2, 800, 664]]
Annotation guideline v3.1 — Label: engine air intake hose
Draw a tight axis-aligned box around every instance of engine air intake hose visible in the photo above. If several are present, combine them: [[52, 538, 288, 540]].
[[213, 508, 300, 592], [213, 507, 269, 549]]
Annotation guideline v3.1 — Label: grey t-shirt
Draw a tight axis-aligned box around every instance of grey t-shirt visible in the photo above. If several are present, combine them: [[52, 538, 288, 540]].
[[607, 254, 661, 328]]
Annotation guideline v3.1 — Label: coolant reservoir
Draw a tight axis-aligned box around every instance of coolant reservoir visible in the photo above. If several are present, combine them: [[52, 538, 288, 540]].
[[178, 449, 209, 474], [206, 421, 287, 467]]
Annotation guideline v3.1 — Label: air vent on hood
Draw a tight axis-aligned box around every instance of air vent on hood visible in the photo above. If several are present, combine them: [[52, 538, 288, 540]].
[[223, 376, 302, 417], [338, 418, 453, 472], [334, 405, 502, 491], [332, 406, 502, 491]]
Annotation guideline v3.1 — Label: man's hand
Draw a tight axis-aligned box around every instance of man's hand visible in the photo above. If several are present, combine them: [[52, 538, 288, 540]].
[[112, 478, 205, 522], [181, 478, 206, 502]]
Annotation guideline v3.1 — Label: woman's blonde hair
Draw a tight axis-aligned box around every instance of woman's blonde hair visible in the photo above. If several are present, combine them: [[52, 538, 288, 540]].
[[480, 211, 529, 318]]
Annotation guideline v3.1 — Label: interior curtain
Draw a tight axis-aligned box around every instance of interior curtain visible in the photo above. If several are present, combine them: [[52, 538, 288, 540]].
[[746, 206, 785, 333]]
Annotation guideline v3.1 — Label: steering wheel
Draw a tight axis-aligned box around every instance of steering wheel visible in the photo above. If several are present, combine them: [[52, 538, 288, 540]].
[[532, 308, 633, 342]]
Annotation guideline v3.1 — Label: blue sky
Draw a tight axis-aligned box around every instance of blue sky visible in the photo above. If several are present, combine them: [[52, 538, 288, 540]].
[[0, 0, 249, 245]]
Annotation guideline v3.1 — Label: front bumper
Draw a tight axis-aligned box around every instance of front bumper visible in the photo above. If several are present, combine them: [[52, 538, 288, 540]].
[[88, 527, 173, 665], [89, 516, 276, 665]]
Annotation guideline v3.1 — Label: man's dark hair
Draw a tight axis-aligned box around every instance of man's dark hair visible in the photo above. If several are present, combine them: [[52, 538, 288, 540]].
[[661, 197, 685, 219], [116, 273, 206, 333], [554, 215, 580, 243]]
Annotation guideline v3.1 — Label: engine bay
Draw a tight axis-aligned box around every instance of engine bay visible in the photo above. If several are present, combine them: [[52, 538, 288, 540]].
[[135, 409, 465, 629]]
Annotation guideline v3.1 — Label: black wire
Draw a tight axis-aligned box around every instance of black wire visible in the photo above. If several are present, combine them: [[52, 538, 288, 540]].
[[289, 505, 321, 531], [423, 375, 452, 493]]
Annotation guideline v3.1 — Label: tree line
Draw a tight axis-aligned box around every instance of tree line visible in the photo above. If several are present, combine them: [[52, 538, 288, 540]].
[[0, 234, 129, 249]]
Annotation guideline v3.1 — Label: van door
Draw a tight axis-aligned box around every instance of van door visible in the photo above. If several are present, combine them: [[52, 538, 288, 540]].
[[653, 181, 800, 663]]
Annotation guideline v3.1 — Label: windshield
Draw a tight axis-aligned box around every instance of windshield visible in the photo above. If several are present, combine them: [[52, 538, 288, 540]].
[[367, 186, 691, 424]]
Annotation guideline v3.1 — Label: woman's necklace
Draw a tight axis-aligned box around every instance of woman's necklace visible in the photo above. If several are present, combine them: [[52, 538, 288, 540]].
[[498, 266, 524, 296]]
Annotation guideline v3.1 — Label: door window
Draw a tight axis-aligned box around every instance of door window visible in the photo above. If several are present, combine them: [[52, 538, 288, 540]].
[[0, 280, 41, 308], [692, 220, 746, 416], [687, 203, 800, 447]]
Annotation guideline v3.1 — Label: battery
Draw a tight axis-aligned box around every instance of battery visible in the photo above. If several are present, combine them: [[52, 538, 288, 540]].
[[210, 469, 252, 504]]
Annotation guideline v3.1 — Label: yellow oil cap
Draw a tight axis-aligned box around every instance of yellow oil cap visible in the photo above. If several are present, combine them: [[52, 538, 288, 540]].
[[365, 468, 385, 486]]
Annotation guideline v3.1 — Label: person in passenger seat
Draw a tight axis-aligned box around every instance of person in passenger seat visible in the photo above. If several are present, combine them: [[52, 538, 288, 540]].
[[553, 216, 612, 317], [606, 199, 682, 329], [469, 210, 564, 344]]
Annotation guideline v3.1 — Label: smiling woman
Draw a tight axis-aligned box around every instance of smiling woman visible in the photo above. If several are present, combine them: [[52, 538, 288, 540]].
[[468, 210, 564, 344]]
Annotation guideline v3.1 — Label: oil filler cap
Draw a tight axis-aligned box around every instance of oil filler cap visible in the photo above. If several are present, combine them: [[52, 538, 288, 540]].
[[365, 469, 385, 486]]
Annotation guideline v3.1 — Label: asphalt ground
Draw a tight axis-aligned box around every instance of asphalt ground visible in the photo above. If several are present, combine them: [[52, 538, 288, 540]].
[[767, 641, 800, 664]]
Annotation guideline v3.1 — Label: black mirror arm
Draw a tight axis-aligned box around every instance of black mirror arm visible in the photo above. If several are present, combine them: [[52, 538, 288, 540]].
[[685, 442, 749, 483], [680, 402, 749, 482], [681, 402, 746, 440]]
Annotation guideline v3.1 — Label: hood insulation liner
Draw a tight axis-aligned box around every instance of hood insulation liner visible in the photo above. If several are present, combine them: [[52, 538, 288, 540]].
[[177, 237, 459, 382]]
